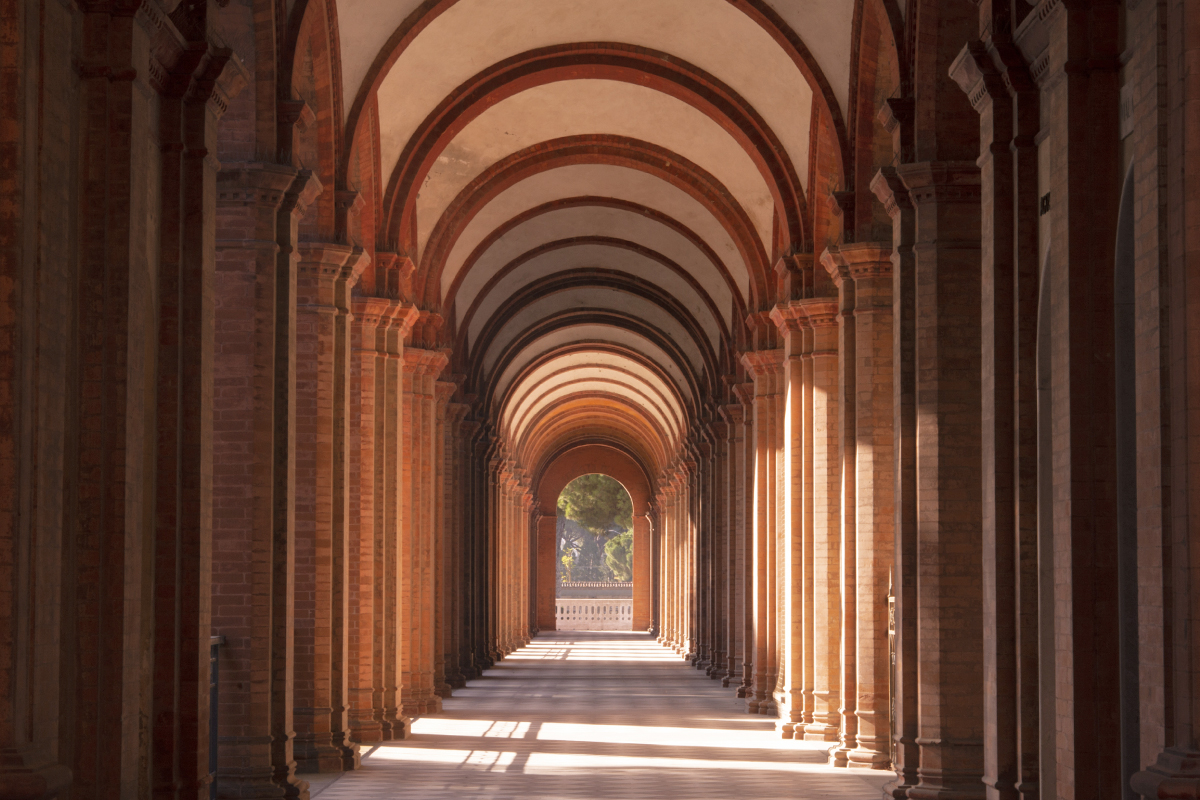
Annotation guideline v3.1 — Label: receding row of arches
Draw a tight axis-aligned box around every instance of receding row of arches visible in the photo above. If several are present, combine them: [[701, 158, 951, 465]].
[[2, 0, 1198, 799]]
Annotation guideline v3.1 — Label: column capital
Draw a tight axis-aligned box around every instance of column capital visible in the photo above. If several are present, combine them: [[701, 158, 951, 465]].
[[739, 349, 785, 385], [795, 297, 839, 330], [403, 347, 450, 381], [720, 403, 746, 426], [869, 166, 912, 221], [821, 241, 893, 283], [895, 161, 982, 206], [375, 251, 416, 301], [350, 296, 396, 329], [732, 382, 755, 409], [768, 303, 810, 335], [216, 161, 301, 210], [435, 380, 458, 406]]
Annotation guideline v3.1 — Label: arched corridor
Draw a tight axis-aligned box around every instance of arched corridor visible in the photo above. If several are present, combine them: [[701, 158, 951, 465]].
[[3, 0, 1200, 799]]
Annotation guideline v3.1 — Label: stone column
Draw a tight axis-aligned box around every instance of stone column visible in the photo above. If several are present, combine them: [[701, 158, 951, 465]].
[[213, 163, 320, 799], [740, 348, 784, 714], [293, 243, 368, 772]]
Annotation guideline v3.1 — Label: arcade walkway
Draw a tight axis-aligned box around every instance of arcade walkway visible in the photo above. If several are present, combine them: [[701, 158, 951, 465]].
[[307, 632, 891, 800]]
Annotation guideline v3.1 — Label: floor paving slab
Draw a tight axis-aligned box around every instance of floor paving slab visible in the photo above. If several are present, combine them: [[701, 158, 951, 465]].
[[311, 631, 891, 799]]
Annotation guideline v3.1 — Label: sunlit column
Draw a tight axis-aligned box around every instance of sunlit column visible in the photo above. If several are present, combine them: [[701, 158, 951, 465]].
[[380, 305, 412, 739], [719, 402, 746, 690], [799, 300, 841, 741], [708, 419, 729, 680], [741, 342, 784, 714], [348, 298, 387, 743], [293, 242, 368, 771], [769, 303, 807, 737]]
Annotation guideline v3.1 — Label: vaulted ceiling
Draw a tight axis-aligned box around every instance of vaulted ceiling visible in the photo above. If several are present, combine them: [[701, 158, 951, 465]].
[[287, 0, 904, 480]]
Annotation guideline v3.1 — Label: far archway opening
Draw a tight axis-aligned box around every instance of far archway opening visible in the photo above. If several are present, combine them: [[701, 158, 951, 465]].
[[555, 474, 634, 631]]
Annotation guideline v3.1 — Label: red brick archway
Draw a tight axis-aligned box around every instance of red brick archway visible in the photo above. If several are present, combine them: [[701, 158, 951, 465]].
[[535, 444, 654, 632]]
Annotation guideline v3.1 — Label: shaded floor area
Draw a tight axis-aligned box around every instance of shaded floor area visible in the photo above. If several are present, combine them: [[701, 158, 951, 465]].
[[308, 632, 891, 799]]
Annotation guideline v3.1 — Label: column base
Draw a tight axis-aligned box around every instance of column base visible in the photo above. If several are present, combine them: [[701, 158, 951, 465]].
[[217, 761, 310, 800], [294, 736, 354, 774], [803, 722, 839, 742], [435, 682, 454, 699], [0, 752, 72, 800], [1132, 747, 1200, 799], [380, 711, 412, 741]]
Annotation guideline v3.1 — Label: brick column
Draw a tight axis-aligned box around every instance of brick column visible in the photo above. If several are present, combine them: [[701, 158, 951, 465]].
[[740, 348, 784, 714], [432, 381, 456, 699], [732, 385, 757, 700], [769, 305, 808, 738], [401, 347, 448, 715], [347, 298, 387, 743], [441, 399, 469, 690], [706, 420, 728, 677], [632, 512, 653, 632], [800, 300, 841, 742], [824, 242, 895, 769], [537, 514, 559, 630], [870, 111, 920, 791], [950, 37, 1041, 798], [293, 243, 367, 772], [720, 402, 749, 690], [898, 159, 986, 796], [213, 162, 320, 799]]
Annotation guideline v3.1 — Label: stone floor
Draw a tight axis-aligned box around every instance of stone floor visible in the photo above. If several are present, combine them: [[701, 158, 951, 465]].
[[306, 631, 891, 799]]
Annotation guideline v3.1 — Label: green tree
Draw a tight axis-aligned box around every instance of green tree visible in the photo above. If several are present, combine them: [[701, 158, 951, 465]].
[[557, 473, 633, 535], [604, 531, 634, 581]]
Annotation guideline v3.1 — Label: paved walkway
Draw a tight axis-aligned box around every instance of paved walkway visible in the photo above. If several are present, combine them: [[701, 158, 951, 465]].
[[308, 632, 891, 800]]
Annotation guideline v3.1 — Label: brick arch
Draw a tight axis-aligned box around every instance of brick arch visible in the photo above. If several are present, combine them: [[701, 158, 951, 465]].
[[444, 198, 745, 326], [339, 0, 849, 198], [375, 44, 809, 255], [280, 0, 343, 239], [415, 135, 772, 311], [534, 444, 656, 632], [453, 238, 733, 355]]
